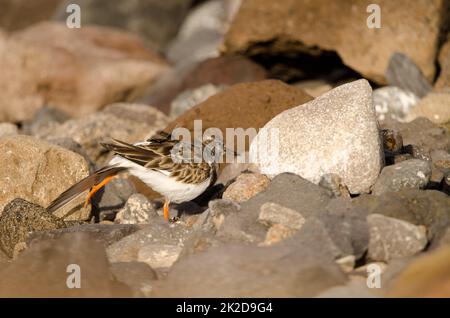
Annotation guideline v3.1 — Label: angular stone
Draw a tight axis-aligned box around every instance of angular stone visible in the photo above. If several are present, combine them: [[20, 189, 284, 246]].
[[367, 214, 427, 262], [115, 194, 158, 225], [258, 202, 306, 230], [0, 135, 91, 220], [261, 223, 298, 246], [153, 243, 347, 297], [372, 159, 431, 195], [26, 223, 140, 248], [222, 173, 270, 203], [250, 79, 383, 194]]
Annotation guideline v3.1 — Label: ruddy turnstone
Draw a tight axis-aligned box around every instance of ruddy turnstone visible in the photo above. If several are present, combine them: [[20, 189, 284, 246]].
[[47, 131, 222, 221]]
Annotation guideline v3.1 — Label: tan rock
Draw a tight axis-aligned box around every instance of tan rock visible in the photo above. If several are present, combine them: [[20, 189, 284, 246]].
[[388, 246, 450, 297], [223, 173, 270, 203], [224, 0, 444, 84], [0, 135, 90, 220], [407, 92, 450, 124], [0, 22, 168, 122]]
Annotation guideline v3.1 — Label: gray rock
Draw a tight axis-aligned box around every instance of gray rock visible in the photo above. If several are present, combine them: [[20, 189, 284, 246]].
[[403, 144, 432, 162], [153, 243, 346, 297], [222, 173, 332, 245], [355, 190, 450, 246], [258, 202, 306, 230], [26, 223, 140, 248], [367, 214, 427, 262], [110, 261, 157, 297], [386, 52, 432, 98], [94, 178, 137, 222], [0, 123, 18, 138], [0, 198, 66, 258], [170, 84, 225, 117], [22, 106, 70, 136], [317, 197, 370, 259], [0, 233, 132, 297], [250, 79, 383, 194], [285, 217, 345, 260], [106, 220, 191, 268], [373, 86, 420, 123], [384, 117, 450, 152], [166, 0, 240, 64], [372, 159, 431, 195]]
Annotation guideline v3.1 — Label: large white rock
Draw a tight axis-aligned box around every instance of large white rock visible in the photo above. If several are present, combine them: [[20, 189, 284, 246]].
[[250, 79, 383, 194]]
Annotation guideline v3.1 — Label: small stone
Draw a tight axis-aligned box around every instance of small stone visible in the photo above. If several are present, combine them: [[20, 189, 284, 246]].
[[373, 87, 420, 123], [367, 214, 427, 262], [429, 168, 445, 189], [261, 223, 298, 246], [222, 172, 270, 203], [250, 79, 383, 194], [258, 202, 306, 230], [385, 52, 432, 98], [0, 198, 66, 258], [335, 255, 356, 274], [372, 159, 431, 195], [94, 178, 137, 221], [0, 123, 18, 138], [115, 193, 158, 224], [137, 244, 182, 269]]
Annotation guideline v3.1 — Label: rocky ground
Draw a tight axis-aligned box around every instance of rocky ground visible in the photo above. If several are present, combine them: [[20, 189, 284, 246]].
[[0, 0, 449, 297]]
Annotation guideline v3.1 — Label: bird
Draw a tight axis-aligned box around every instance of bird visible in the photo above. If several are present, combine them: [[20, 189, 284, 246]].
[[47, 131, 222, 221]]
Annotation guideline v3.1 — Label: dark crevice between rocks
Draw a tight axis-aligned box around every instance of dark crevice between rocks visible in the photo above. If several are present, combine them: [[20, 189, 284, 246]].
[[238, 39, 372, 86]]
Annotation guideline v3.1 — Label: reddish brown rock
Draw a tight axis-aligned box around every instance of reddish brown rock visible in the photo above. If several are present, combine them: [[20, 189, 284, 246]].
[[140, 56, 268, 114], [224, 0, 444, 84], [0, 22, 168, 122], [163, 80, 313, 149]]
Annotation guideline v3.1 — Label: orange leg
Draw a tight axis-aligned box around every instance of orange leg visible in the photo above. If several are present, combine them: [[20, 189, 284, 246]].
[[163, 199, 170, 221], [83, 176, 115, 208]]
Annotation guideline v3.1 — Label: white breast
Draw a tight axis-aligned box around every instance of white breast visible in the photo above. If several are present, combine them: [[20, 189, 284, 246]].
[[109, 156, 211, 203]]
